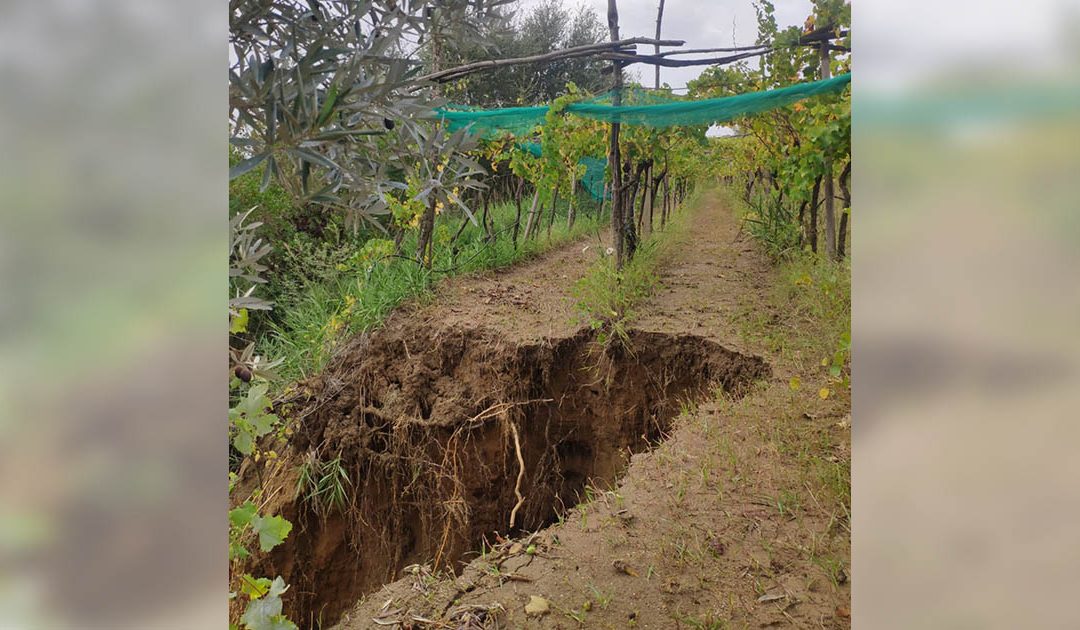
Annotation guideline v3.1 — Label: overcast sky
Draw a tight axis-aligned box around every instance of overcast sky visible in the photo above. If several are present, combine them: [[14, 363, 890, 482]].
[[517, 0, 815, 90]]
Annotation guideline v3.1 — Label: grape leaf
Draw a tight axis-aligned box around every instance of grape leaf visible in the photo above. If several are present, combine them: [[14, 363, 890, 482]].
[[233, 430, 255, 456], [229, 502, 258, 528], [252, 515, 292, 552], [240, 578, 297, 630], [250, 412, 279, 438], [266, 576, 289, 599], [241, 595, 282, 630], [230, 540, 250, 561], [240, 384, 271, 416], [240, 575, 272, 599]]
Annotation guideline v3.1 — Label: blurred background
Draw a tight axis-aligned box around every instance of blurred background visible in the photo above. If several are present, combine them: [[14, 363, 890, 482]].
[[0, 0, 224, 627], [0, 0, 1077, 627], [854, 0, 1080, 626]]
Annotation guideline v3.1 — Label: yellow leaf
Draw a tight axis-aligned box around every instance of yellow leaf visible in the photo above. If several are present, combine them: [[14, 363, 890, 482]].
[[789, 376, 801, 391], [230, 308, 249, 334], [819, 388, 830, 400]]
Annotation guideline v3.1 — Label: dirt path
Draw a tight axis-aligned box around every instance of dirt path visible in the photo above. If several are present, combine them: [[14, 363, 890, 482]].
[[263, 190, 850, 629], [635, 195, 775, 358], [404, 226, 610, 343]]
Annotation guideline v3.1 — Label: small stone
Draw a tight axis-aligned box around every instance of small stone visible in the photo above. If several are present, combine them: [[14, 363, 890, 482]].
[[525, 595, 550, 616]]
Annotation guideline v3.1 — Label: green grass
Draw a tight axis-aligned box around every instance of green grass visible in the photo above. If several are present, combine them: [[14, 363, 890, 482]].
[[295, 452, 351, 516], [571, 189, 698, 347], [259, 194, 608, 383], [719, 184, 850, 369], [775, 253, 851, 365]]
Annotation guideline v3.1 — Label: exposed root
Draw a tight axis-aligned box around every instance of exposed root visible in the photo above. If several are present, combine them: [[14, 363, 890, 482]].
[[236, 324, 770, 628], [508, 422, 526, 530]]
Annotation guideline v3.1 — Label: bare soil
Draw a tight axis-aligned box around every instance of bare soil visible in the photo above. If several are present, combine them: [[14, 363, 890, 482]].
[[237, 190, 850, 629]]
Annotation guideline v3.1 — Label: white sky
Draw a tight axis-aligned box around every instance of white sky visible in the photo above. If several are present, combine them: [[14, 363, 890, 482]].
[[516, 0, 816, 90], [855, 0, 1077, 91], [517, 0, 1080, 92]]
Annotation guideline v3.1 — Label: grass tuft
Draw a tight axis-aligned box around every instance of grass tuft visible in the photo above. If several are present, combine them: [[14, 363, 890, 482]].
[[571, 190, 698, 349]]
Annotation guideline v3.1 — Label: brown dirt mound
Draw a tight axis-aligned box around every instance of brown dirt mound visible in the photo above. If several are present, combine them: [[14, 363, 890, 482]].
[[241, 319, 769, 628]]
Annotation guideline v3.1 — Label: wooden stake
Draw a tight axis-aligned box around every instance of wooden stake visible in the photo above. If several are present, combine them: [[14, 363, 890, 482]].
[[820, 41, 837, 258], [654, 0, 666, 89], [607, 0, 625, 269]]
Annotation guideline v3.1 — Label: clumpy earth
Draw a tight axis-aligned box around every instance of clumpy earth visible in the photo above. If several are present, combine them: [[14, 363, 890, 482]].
[[235, 190, 850, 629]]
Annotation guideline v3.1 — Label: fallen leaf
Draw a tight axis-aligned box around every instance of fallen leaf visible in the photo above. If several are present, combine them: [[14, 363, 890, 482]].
[[524, 595, 550, 616], [819, 387, 830, 400], [508, 543, 523, 555], [612, 559, 639, 577], [836, 605, 850, 618], [757, 592, 787, 603]]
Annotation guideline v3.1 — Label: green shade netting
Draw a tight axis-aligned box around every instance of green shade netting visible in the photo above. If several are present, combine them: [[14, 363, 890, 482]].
[[438, 105, 549, 138], [437, 73, 850, 137], [580, 85, 684, 106], [569, 73, 850, 126], [515, 141, 608, 201], [518, 141, 543, 157], [457, 75, 850, 202], [578, 156, 608, 201]]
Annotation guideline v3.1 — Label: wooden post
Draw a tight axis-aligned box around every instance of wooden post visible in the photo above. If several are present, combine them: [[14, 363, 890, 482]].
[[523, 187, 541, 240], [623, 159, 637, 260], [607, 0, 625, 269], [819, 41, 837, 258], [654, 0, 666, 89], [637, 170, 648, 235]]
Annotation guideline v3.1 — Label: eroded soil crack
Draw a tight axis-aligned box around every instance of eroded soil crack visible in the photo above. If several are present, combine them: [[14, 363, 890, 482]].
[[243, 322, 769, 628]]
